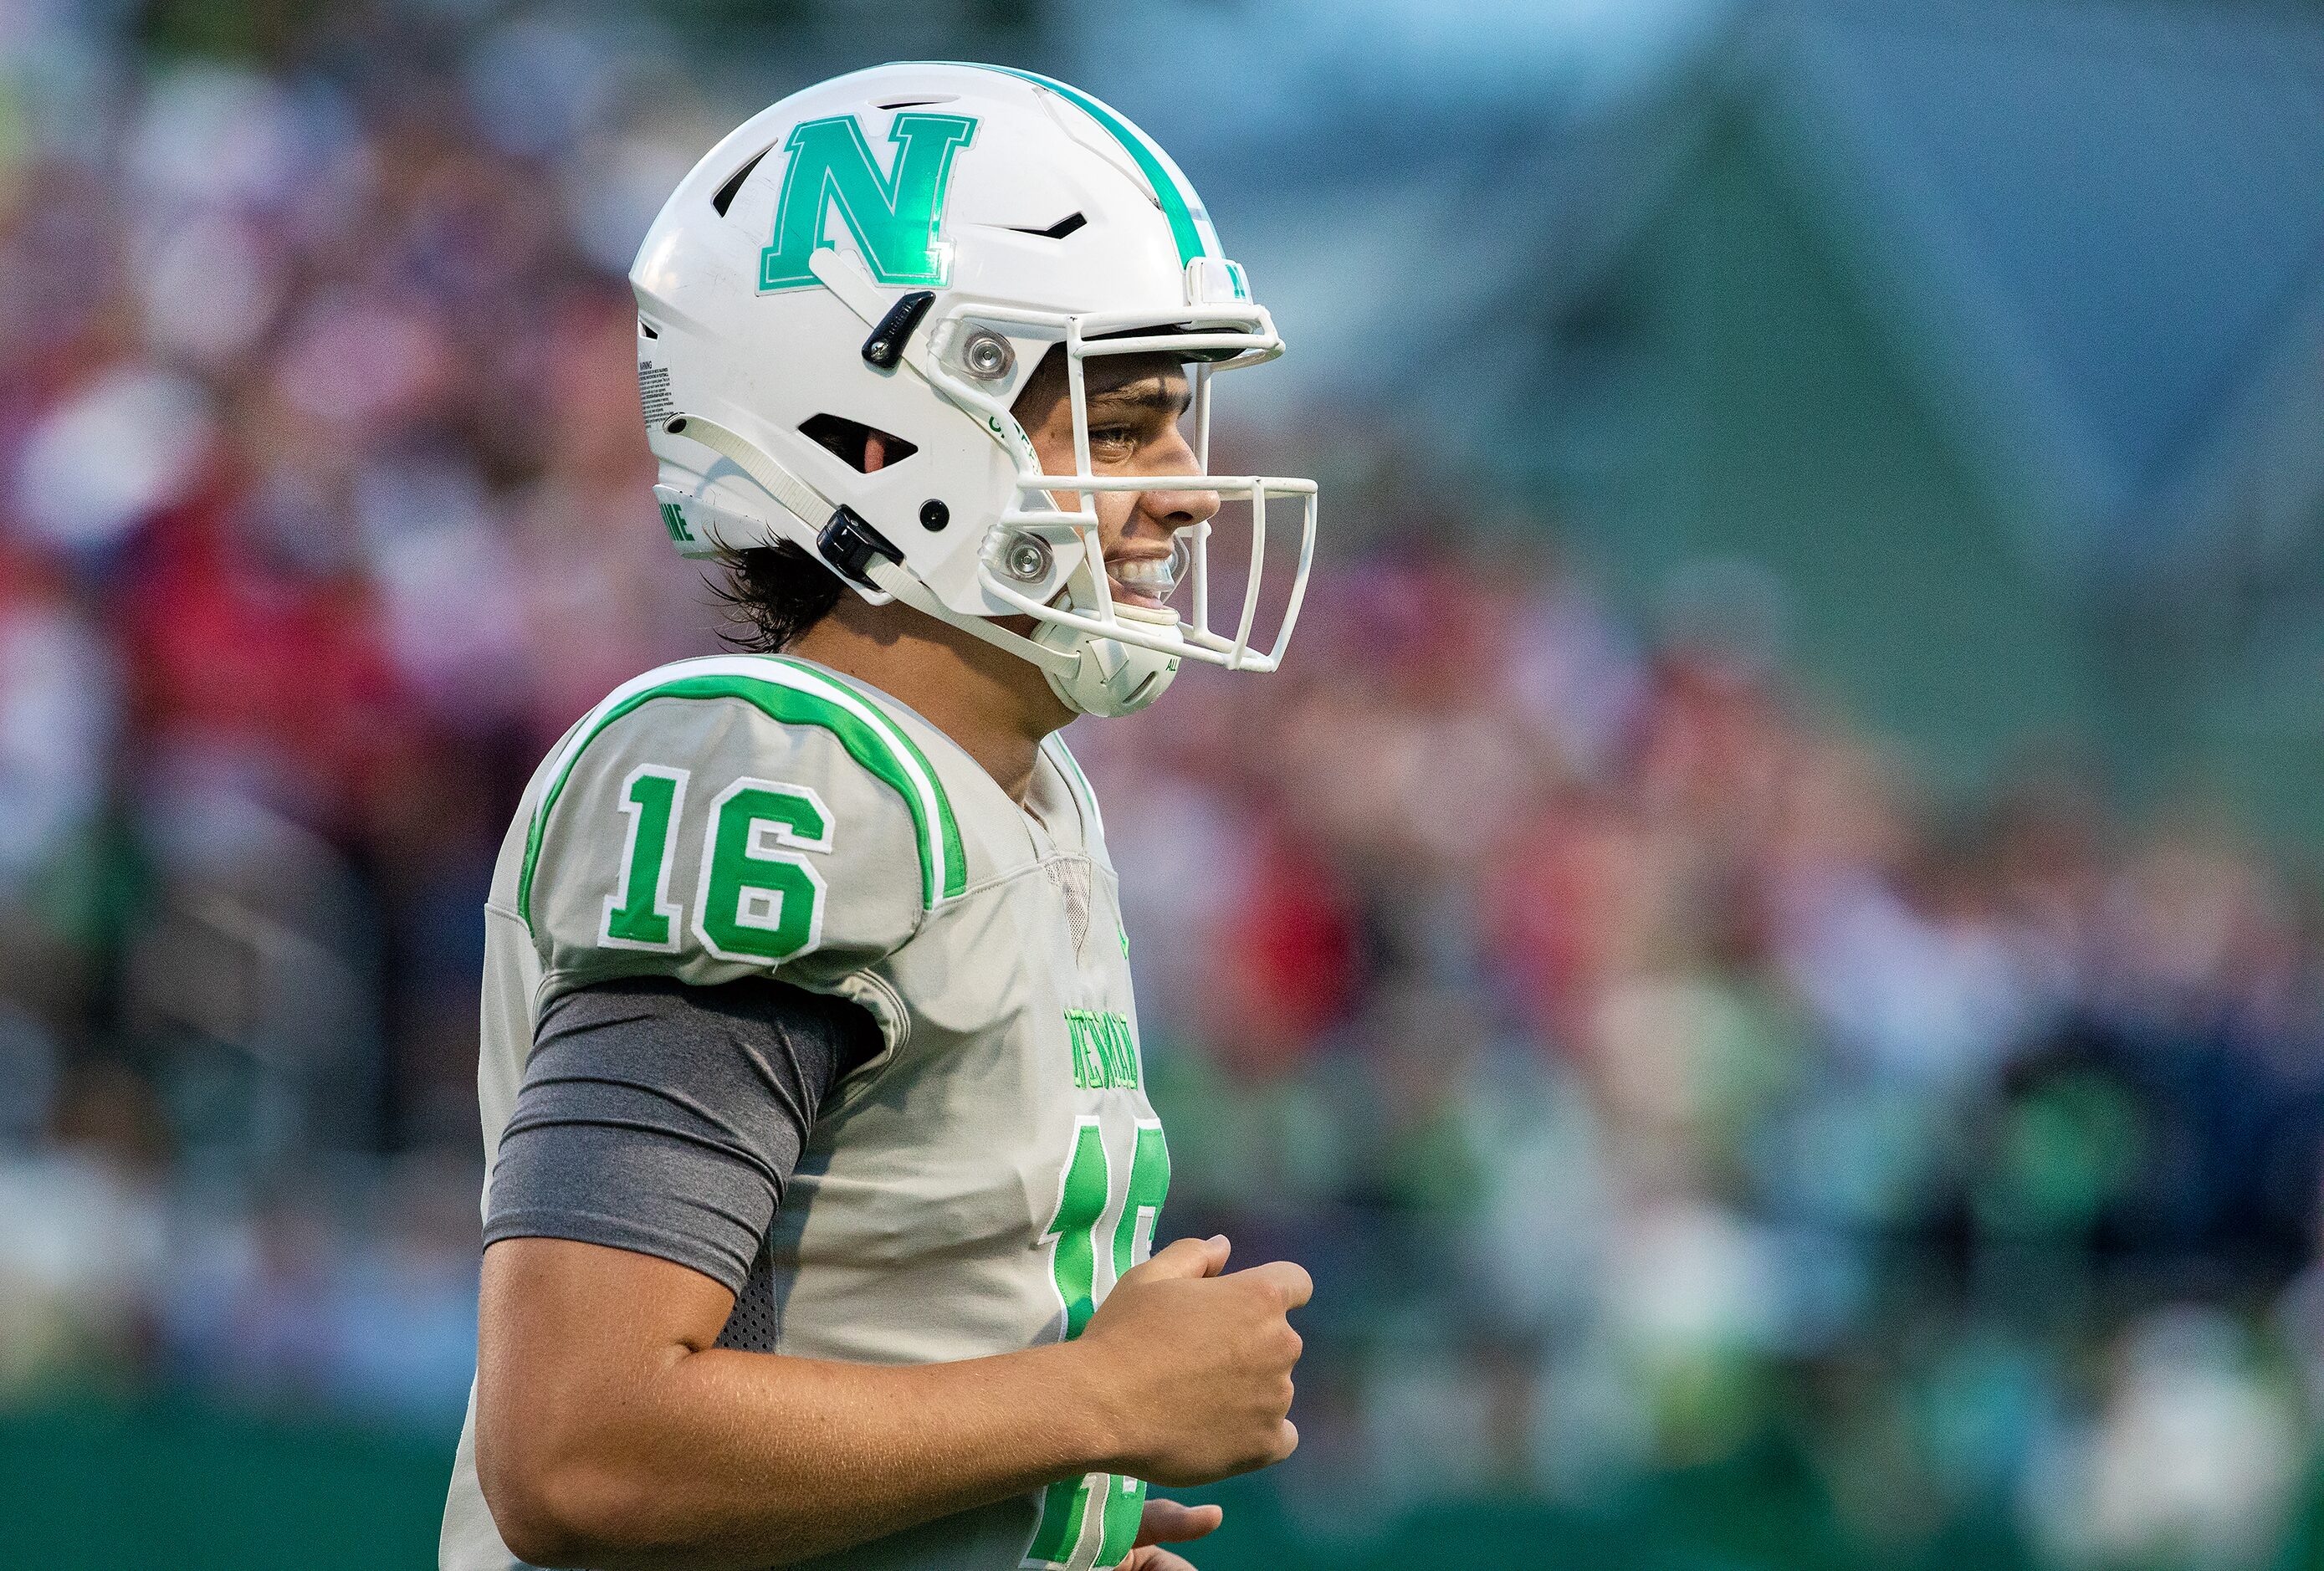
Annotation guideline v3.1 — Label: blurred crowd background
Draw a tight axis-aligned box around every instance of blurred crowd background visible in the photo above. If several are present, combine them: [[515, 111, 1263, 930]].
[[5, 1, 2324, 1568]]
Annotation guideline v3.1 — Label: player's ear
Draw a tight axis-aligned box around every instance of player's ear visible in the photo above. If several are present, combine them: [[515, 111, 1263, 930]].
[[863, 432, 888, 473]]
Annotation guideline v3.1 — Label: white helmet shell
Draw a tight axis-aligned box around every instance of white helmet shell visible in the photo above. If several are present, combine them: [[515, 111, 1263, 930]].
[[630, 62, 1315, 717]]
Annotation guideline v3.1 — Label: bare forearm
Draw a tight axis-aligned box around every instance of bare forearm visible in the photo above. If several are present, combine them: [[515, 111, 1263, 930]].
[[476, 1235, 1306, 1569], [485, 1333, 1118, 1569]]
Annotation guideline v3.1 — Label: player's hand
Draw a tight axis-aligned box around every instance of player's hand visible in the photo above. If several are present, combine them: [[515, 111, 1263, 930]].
[[1076, 1234, 1309, 1487], [1122, 1496, 1223, 1570]]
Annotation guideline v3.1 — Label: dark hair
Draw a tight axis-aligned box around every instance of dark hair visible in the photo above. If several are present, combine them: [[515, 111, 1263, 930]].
[[711, 540, 845, 652]]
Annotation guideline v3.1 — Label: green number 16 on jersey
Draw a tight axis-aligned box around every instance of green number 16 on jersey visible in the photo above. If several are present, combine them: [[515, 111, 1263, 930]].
[[1028, 1116, 1170, 1571], [597, 765, 831, 964]]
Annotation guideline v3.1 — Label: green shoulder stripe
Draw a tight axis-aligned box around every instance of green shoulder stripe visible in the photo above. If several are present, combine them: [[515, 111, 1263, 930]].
[[768, 657, 969, 896], [518, 665, 966, 928]]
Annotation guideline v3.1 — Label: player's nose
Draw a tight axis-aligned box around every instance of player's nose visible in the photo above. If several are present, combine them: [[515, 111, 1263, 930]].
[[1135, 428, 1220, 533]]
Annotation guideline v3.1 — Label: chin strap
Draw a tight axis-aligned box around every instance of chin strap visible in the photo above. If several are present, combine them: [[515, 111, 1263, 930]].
[[660, 410, 1081, 678], [863, 557, 1079, 676], [658, 413, 833, 545]]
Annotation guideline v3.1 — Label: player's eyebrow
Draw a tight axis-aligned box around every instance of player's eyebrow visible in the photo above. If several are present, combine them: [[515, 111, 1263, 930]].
[[1083, 376, 1190, 422]]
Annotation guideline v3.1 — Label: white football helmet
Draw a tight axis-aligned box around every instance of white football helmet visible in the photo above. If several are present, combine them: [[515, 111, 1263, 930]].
[[630, 61, 1315, 717]]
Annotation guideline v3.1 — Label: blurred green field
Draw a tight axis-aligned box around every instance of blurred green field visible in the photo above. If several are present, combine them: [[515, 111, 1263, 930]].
[[8, 1397, 2321, 1571]]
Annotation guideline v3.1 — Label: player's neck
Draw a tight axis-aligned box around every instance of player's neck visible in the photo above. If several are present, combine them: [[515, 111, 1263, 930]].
[[787, 598, 1068, 806]]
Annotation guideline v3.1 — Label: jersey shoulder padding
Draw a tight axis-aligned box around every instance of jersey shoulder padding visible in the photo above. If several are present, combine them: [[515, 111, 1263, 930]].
[[517, 656, 965, 1033]]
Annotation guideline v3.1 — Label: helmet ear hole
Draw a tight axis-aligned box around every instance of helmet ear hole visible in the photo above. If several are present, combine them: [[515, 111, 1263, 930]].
[[798, 413, 919, 473]]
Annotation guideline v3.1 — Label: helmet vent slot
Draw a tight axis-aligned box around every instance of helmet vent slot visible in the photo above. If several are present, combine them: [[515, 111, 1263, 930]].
[[875, 96, 955, 110], [1004, 212, 1087, 241], [800, 413, 919, 473], [710, 146, 771, 217]]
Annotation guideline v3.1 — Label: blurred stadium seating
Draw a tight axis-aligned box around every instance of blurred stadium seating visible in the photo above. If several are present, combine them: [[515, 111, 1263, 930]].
[[3, 3, 2322, 1568]]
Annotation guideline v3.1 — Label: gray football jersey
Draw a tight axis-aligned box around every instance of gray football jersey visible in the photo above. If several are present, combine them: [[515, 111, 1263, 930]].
[[441, 654, 1169, 1571]]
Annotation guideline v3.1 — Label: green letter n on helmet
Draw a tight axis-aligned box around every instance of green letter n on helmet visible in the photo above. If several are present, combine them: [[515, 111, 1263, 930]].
[[760, 113, 977, 291]]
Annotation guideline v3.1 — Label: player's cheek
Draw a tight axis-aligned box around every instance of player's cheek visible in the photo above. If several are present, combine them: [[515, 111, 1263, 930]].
[[1096, 489, 1142, 548]]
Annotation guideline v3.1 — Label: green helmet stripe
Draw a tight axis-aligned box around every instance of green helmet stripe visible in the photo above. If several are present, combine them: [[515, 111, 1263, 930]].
[[926, 62, 1218, 266]]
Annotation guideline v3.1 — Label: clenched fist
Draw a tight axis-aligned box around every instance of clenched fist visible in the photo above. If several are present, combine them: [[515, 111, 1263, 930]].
[[1072, 1235, 1310, 1487]]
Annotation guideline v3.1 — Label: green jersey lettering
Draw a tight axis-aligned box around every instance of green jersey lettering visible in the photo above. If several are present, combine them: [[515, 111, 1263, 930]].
[[692, 778, 832, 963], [600, 765, 688, 951], [1027, 1118, 1170, 1568], [1065, 1010, 1142, 1091]]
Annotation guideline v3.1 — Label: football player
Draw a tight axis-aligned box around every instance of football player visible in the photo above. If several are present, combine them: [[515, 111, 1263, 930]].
[[440, 62, 1319, 1571]]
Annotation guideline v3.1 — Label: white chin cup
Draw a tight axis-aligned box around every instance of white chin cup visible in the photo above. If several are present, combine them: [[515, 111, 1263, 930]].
[[1041, 604, 1184, 717]]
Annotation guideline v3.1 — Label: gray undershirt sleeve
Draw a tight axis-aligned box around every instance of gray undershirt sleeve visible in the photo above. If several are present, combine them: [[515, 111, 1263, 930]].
[[484, 974, 882, 1292]]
